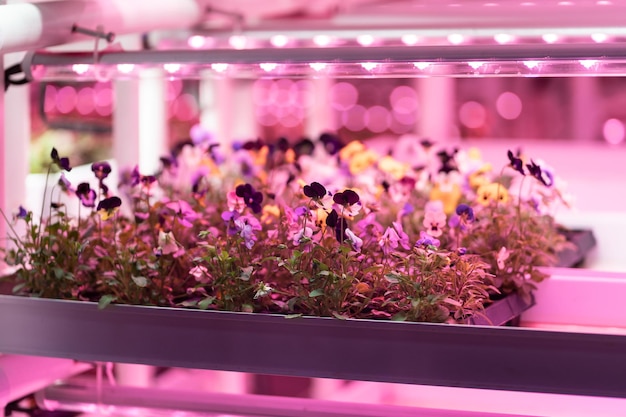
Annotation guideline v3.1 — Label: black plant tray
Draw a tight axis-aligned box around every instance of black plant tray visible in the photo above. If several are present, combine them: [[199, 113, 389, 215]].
[[2, 293, 626, 398], [556, 228, 597, 268], [467, 292, 534, 326]]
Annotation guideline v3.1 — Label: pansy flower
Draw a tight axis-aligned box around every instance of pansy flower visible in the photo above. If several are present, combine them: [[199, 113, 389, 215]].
[[455, 204, 475, 222], [507, 150, 525, 176], [165, 200, 199, 228], [292, 226, 313, 246], [423, 210, 446, 238], [345, 228, 363, 252], [476, 183, 509, 205], [76, 183, 97, 208], [526, 160, 554, 187], [58, 174, 74, 194], [189, 265, 211, 284], [50, 148, 72, 172], [235, 183, 263, 214], [96, 196, 122, 220], [333, 189, 361, 216], [16, 205, 28, 220], [158, 230, 180, 255], [319, 132, 343, 155], [379, 226, 400, 255], [91, 161, 112, 181], [234, 215, 262, 249], [254, 282, 273, 299], [415, 231, 440, 248], [497, 247, 510, 270], [303, 181, 327, 200]]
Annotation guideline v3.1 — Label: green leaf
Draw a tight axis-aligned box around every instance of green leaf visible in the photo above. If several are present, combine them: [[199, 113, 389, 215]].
[[53, 267, 65, 279], [384, 273, 401, 284], [131, 276, 148, 287], [332, 312, 348, 320], [198, 296, 216, 310], [391, 312, 407, 321], [308, 289, 325, 298], [98, 295, 117, 310], [443, 297, 462, 307], [241, 304, 254, 313]]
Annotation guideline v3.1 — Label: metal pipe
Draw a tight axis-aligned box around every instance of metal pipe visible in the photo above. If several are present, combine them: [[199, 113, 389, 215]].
[[0, 0, 202, 54], [0, 355, 91, 407], [36, 383, 532, 417]]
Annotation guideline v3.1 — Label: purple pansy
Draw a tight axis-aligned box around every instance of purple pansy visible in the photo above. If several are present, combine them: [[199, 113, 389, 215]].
[[235, 183, 263, 214], [50, 148, 72, 172], [76, 183, 97, 208]]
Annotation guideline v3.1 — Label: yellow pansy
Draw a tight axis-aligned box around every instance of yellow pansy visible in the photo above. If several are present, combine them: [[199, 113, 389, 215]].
[[429, 183, 462, 214], [339, 141, 366, 161], [348, 149, 378, 175], [468, 163, 493, 189], [476, 182, 509, 205], [378, 155, 409, 180], [261, 204, 281, 224]]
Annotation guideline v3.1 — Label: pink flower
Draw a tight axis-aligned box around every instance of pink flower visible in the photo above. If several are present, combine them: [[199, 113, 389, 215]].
[[379, 226, 400, 255], [423, 211, 446, 237]]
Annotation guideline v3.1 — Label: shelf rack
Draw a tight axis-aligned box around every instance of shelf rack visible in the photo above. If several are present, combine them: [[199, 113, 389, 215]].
[[1, 293, 626, 399]]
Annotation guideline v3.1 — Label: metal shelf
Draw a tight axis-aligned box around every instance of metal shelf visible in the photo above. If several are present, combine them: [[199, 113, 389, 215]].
[[1, 294, 626, 398]]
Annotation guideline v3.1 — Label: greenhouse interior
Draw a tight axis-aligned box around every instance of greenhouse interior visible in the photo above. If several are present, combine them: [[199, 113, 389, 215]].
[[1, 1, 626, 416]]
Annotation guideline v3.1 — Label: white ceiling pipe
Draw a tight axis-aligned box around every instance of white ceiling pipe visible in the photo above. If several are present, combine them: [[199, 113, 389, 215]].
[[0, 0, 202, 54]]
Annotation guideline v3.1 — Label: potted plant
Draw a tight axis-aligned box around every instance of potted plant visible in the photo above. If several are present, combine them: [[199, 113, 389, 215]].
[[0, 130, 577, 326]]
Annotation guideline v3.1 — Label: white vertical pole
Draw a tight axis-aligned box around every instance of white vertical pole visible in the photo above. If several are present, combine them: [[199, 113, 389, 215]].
[[3, 54, 30, 217], [113, 78, 140, 172], [138, 68, 167, 174], [199, 73, 232, 153], [305, 77, 333, 137], [0, 52, 5, 256], [113, 69, 167, 176], [416, 78, 456, 142], [569, 77, 598, 142], [230, 79, 258, 141]]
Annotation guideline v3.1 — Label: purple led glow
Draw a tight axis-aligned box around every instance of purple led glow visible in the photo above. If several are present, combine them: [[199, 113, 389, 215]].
[[579, 59, 598, 69], [401, 34, 419, 46], [390, 86, 418, 115], [413, 62, 431, 70], [459, 101, 486, 129], [342, 105, 367, 132], [260, 63, 278, 72], [494, 34, 514, 44], [76, 87, 96, 115], [603, 118, 625, 145], [313, 35, 332, 47], [448, 34, 464, 45], [542, 34, 559, 43], [229, 35, 247, 50], [524, 60, 540, 69], [117, 64, 134, 74], [496, 92, 522, 120], [171, 93, 199, 121], [360, 62, 378, 71], [44, 85, 57, 113], [591, 33, 608, 43], [188, 35, 206, 49], [164, 63, 181, 74], [365, 106, 391, 133], [357, 34, 375, 47], [270, 35, 289, 48], [211, 63, 228, 72], [309, 62, 327, 72], [330, 82, 358, 111], [72, 64, 90, 75], [468, 62, 485, 70], [56, 86, 77, 114]]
